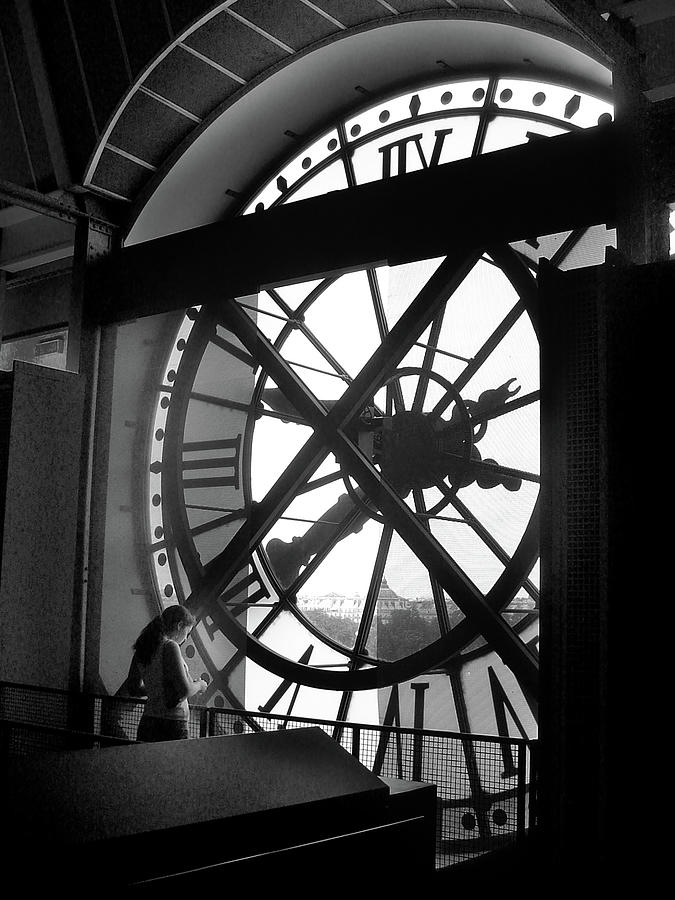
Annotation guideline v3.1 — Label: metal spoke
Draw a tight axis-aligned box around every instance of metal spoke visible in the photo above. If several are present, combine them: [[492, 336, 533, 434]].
[[354, 524, 393, 656], [412, 307, 446, 412], [267, 286, 354, 385], [413, 489, 451, 635], [451, 298, 526, 397], [367, 267, 405, 414], [548, 226, 588, 268], [441, 492, 540, 603], [296, 469, 343, 495]]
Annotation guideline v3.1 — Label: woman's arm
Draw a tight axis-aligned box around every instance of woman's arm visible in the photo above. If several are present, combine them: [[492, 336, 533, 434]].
[[162, 641, 206, 706], [116, 652, 147, 698]]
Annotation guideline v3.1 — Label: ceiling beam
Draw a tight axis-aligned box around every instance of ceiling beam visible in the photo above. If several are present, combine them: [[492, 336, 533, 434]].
[[88, 124, 618, 325], [541, 0, 639, 66]]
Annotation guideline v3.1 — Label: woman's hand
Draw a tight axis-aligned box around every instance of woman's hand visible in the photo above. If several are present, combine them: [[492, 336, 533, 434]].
[[193, 678, 207, 694]]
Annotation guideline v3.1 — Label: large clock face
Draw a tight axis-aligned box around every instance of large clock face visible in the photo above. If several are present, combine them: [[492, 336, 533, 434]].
[[143, 75, 613, 732]]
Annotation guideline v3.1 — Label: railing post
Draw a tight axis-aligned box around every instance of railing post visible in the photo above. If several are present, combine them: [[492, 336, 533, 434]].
[[528, 739, 538, 834], [516, 741, 527, 843], [351, 725, 361, 762], [198, 706, 208, 738], [412, 729, 424, 782]]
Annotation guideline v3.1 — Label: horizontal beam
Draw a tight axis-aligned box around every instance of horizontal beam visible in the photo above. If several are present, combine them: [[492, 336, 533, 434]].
[[0, 179, 118, 231], [88, 125, 617, 325]]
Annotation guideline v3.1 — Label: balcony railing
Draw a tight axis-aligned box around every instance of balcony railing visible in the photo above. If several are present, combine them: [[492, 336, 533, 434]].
[[0, 680, 537, 870]]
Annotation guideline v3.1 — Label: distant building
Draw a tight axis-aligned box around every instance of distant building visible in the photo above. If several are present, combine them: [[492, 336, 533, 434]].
[[300, 578, 411, 622]]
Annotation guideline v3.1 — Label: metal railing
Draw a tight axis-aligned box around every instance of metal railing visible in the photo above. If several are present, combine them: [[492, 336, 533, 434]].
[[0, 680, 537, 870]]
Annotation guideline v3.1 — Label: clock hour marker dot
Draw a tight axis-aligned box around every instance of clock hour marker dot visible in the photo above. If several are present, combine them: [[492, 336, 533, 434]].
[[200, 672, 209, 683], [500, 88, 513, 103], [155, 428, 164, 441], [255, 202, 265, 213], [327, 138, 338, 151], [150, 461, 161, 474], [164, 584, 174, 597], [598, 112, 612, 125], [350, 124, 361, 137], [152, 494, 161, 507], [379, 110, 390, 123], [473, 88, 485, 102], [233, 720, 244, 733], [214, 695, 225, 708], [185, 644, 195, 658], [461, 812, 476, 830], [492, 808, 508, 826], [154, 526, 163, 539], [176, 339, 186, 351], [187, 308, 199, 320], [301, 156, 311, 169], [160, 396, 170, 409], [441, 91, 452, 105], [157, 553, 167, 566], [532, 91, 546, 106], [167, 370, 176, 383]]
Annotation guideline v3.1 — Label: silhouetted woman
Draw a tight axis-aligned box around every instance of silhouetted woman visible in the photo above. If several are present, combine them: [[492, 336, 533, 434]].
[[123, 605, 206, 742]]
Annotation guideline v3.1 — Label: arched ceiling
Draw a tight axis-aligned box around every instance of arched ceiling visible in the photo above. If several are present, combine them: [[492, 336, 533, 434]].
[[79, 5, 613, 247]]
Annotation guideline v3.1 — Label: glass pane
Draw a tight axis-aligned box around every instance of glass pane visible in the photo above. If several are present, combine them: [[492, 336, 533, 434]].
[[434, 259, 519, 366], [494, 78, 613, 128], [250, 413, 313, 501], [242, 128, 341, 212], [243, 653, 346, 720], [482, 116, 567, 155], [285, 159, 348, 204], [558, 224, 616, 270], [344, 78, 490, 143], [509, 230, 573, 265], [257, 607, 352, 670], [378, 256, 445, 330], [302, 270, 382, 380]]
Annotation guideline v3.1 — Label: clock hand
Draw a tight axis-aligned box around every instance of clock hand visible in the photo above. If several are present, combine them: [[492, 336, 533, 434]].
[[266, 376, 527, 586], [262, 387, 336, 422], [266, 491, 367, 588], [439, 378, 521, 438], [262, 388, 381, 428]]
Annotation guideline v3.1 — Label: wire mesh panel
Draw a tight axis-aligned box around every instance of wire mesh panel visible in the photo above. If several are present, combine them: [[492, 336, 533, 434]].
[[97, 695, 145, 740], [205, 706, 535, 868], [0, 720, 134, 758], [0, 681, 72, 728]]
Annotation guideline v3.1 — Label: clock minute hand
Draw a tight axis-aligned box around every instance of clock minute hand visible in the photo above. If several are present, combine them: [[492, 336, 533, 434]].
[[262, 388, 381, 425]]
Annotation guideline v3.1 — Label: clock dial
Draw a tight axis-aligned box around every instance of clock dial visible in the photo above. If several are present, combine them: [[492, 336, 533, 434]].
[[144, 74, 614, 729], [148, 244, 540, 701]]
